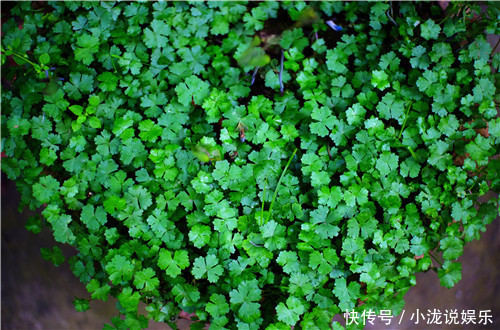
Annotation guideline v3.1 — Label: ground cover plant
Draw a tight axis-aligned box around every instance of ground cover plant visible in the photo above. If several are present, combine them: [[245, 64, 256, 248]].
[[1, 1, 500, 329]]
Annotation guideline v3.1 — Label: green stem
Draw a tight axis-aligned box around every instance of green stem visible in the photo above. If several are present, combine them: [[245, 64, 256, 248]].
[[327, 142, 332, 160], [110, 56, 118, 73], [468, 180, 477, 191], [111, 54, 131, 61], [11, 52, 39, 68], [111, 54, 161, 70], [398, 101, 413, 140], [111, 54, 155, 68], [265, 148, 298, 224], [407, 146, 417, 160], [260, 177, 267, 226], [393, 142, 418, 160], [429, 251, 443, 267]]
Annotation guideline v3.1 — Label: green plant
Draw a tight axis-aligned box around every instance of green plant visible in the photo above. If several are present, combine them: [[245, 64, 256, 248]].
[[1, 1, 499, 329]]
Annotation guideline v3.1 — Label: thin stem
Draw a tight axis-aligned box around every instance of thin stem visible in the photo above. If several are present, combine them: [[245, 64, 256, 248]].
[[392, 143, 417, 160], [110, 56, 118, 73], [249, 240, 262, 248], [407, 146, 417, 160], [266, 148, 298, 224], [111, 54, 130, 61], [251, 67, 259, 85], [260, 177, 267, 226], [11, 52, 38, 67], [429, 251, 443, 267], [111, 54, 156, 68], [398, 101, 413, 140]]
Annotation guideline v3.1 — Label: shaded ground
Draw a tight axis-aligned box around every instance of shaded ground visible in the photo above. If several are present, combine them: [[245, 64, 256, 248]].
[[1, 175, 186, 330], [367, 196, 500, 330]]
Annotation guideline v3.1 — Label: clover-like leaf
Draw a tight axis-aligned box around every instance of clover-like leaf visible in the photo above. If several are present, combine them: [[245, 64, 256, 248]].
[[175, 75, 211, 106], [192, 254, 224, 283]]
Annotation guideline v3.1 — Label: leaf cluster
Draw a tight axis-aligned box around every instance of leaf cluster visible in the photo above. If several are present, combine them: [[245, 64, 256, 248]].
[[1, 1, 499, 329]]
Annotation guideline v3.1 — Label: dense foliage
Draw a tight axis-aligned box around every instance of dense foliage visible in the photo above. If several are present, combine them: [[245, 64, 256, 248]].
[[2, 1, 499, 329]]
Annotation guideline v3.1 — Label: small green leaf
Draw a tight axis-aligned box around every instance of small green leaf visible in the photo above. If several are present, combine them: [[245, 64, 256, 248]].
[[175, 75, 210, 106], [71, 121, 82, 132], [80, 205, 107, 232], [276, 297, 305, 326], [41, 246, 65, 266], [69, 105, 84, 116], [206, 293, 230, 317], [98, 71, 119, 92], [192, 254, 224, 283], [333, 278, 361, 311], [105, 254, 135, 285], [118, 287, 140, 313], [438, 261, 462, 289], [238, 44, 270, 67], [39, 53, 50, 65], [376, 152, 399, 177], [73, 298, 90, 312], [89, 95, 100, 106], [133, 267, 160, 292], [371, 70, 389, 90], [229, 279, 262, 323], [77, 115, 87, 124], [421, 19, 441, 40], [25, 215, 43, 234], [440, 236, 464, 260], [310, 106, 335, 137], [88, 116, 101, 128], [158, 249, 190, 278], [86, 279, 111, 301]]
